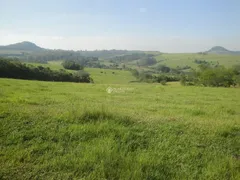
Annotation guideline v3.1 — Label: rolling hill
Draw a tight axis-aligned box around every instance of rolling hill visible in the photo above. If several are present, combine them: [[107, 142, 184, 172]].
[[0, 41, 44, 51], [206, 46, 240, 55], [1, 42, 240, 69]]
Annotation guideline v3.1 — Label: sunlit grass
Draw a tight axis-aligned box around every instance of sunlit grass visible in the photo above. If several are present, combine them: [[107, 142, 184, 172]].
[[154, 53, 240, 68], [0, 78, 239, 179]]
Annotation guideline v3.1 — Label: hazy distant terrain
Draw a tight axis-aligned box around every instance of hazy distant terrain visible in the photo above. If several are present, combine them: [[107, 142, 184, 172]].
[[0, 41, 240, 69], [206, 46, 240, 55]]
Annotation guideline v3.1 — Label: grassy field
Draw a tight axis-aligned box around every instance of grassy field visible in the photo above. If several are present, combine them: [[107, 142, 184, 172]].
[[154, 53, 240, 68], [0, 78, 240, 179], [98, 53, 240, 71]]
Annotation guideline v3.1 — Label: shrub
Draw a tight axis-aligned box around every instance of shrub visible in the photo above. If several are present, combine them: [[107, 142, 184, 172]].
[[160, 80, 167, 85], [180, 65, 238, 87]]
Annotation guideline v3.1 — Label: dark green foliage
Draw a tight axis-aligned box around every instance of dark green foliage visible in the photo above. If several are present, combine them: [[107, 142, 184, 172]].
[[155, 65, 171, 73], [109, 53, 154, 63], [3, 49, 131, 63], [194, 59, 209, 65], [80, 49, 129, 58], [130, 69, 139, 78], [180, 73, 196, 86], [181, 65, 240, 87], [153, 74, 180, 83], [199, 66, 234, 87], [62, 60, 84, 70], [232, 64, 240, 75], [130, 69, 180, 83], [160, 80, 167, 85], [74, 70, 93, 83], [138, 72, 153, 82], [0, 58, 92, 83], [176, 65, 191, 70], [153, 65, 184, 74], [138, 57, 157, 66], [4, 50, 102, 67]]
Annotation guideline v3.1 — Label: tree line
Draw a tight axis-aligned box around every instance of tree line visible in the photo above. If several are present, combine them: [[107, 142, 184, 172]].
[[0, 58, 92, 83], [3, 49, 132, 63], [108, 53, 157, 66], [130, 69, 180, 84], [108, 53, 153, 62], [129, 63, 240, 87]]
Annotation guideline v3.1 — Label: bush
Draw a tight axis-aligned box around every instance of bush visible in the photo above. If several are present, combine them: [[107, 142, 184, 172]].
[[155, 65, 171, 73], [180, 65, 238, 87], [160, 80, 167, 85], [199, 66, 234, 87]]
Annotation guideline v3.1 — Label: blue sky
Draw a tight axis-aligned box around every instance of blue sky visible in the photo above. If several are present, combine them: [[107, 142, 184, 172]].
[[0, 0, 240, 52]]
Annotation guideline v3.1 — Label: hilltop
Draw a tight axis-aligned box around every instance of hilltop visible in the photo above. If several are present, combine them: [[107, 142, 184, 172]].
[[0, 41, 44, 51], [206, 46, 240, 55]]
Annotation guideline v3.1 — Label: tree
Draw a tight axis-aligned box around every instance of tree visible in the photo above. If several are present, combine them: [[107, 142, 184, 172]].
[[156, 65, 170, 73], [138, 57, 157, 66], [62, 60, 84, 70]]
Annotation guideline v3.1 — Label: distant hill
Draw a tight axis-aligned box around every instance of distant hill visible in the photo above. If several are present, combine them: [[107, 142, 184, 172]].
[[0, 41, 146, 59], [206, 46, 240, 55], [0, 41, 44, 51]]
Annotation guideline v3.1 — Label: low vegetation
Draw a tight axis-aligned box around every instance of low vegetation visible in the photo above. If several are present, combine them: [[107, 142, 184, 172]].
[[181, 64, 240, 87]]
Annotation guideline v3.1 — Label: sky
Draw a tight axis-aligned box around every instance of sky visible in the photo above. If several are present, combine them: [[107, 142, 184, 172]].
[[0, 0, 240, 52]]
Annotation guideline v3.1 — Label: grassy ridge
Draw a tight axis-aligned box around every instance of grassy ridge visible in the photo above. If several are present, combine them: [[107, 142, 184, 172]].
[[0, 78, 239, 179], [99, 53, 240, 69], [155, 53, 240, 68]]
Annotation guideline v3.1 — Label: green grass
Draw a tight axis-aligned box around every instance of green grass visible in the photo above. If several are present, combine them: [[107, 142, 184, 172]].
[[85, 68, 136, 84], [154, 53, 240, 68], [0, 78, 240, 179], [100, 53, 240, 70]]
